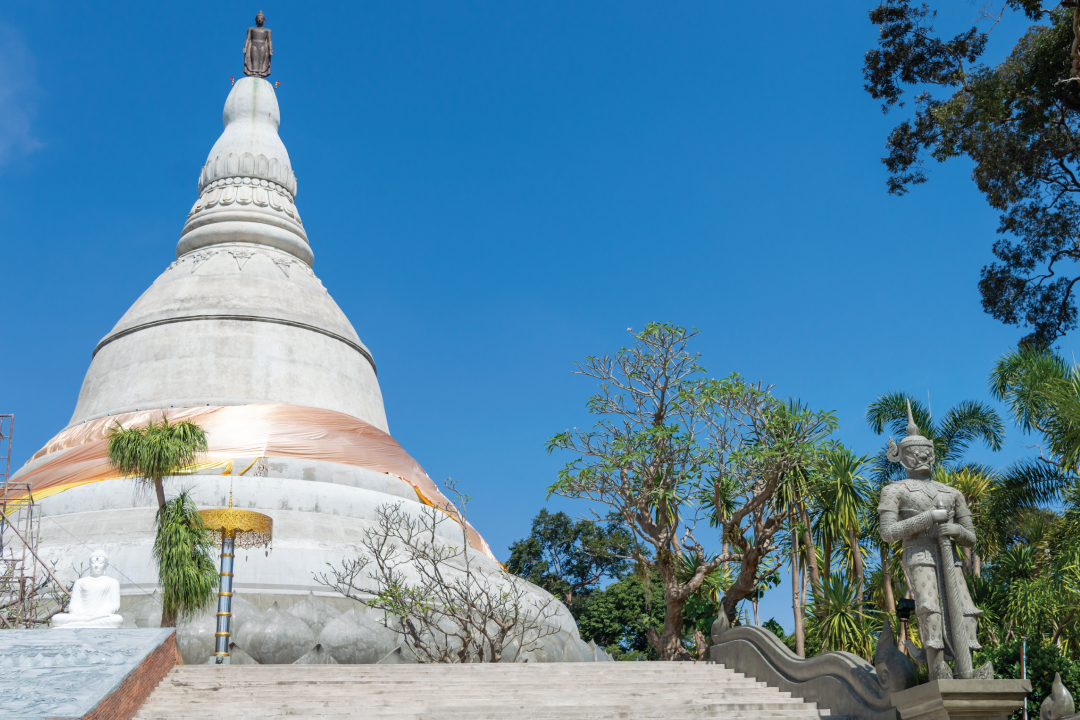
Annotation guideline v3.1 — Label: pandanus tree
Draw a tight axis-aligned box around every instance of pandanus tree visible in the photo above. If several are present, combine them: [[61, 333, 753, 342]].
[[771, 464, 813, 657], [106, 416, 209, 510], [106, 416, 215, 627], [153, 492, 218, 627], [806, 574, 877, 661], [819, 447, 871, 610]]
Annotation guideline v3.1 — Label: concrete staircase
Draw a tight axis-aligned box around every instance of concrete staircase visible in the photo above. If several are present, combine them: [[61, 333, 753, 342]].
[[134, 661, 826, 719]]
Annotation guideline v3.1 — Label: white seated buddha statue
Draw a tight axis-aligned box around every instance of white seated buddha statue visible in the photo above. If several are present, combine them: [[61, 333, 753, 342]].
[[52, 550, 123, 628]]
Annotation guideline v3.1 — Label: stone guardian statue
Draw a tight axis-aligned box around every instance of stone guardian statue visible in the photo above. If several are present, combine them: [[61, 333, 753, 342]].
[[52, 550, 123, 628], [877, 400, 991, 681], [244, 11, 273, 78]]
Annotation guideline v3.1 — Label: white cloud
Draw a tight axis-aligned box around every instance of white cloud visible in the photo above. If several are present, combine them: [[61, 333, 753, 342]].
[[0, 23, 41, 167]]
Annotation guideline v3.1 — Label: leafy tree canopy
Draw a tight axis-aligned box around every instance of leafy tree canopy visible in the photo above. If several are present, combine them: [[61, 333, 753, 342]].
[[574, 572, 667, 660], [864, 2, 1080, 346], [505, 509, 632, 610], [546, 323, 835, 660]]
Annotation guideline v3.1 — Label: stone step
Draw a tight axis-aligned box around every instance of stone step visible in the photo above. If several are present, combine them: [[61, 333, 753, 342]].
[[151, 677, 780, 687], [169, 660, 726, 669], [162, 672, 758, 684], [156, 677, 773, 690], [141, 691, 805, 706], [157, 677, 768, 686], [165, 667, 751, 677], [140, 697, 813, 709], [136, 705, 821, 720], [150, 684, 775, 697], [167, 664, 737, 676], [138, 712, 821, 720], [135, 662, 822, 720]]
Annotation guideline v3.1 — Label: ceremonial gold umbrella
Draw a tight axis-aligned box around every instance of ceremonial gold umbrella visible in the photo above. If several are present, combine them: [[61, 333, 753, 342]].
[[200, 493, 272, 664]]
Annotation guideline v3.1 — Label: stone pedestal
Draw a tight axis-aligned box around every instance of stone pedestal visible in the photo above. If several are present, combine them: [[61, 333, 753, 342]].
[[891, 679, 1030, 720], [0, 628, 176, 718]]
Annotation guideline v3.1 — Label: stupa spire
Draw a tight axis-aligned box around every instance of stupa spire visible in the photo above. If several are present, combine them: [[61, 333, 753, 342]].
[[178, 75, 311, 266]]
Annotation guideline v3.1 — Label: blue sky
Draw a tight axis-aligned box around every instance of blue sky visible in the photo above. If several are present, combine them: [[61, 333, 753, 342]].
[[0, 3, 1051, 629]]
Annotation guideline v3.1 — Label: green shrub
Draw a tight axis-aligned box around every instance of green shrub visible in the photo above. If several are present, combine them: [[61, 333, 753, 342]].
[[975, 641, 1080, 720]]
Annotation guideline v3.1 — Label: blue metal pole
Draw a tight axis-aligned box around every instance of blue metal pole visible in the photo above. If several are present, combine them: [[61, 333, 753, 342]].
[[1021, 635, 1028, 720], [214, 534, 235, 664]]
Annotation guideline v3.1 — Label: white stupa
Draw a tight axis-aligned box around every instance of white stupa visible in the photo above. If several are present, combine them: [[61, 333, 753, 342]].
[[13, 75, 591, 662], [75, 78, 383, 428]]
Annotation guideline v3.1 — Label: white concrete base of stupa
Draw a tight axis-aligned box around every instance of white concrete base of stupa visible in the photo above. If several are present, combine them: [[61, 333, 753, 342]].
[[25, 456, 592, 664]]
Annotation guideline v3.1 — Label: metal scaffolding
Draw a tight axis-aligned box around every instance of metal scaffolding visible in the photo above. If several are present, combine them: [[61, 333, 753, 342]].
[[0, 414, 12, 484], [0, 483, 43, 628]]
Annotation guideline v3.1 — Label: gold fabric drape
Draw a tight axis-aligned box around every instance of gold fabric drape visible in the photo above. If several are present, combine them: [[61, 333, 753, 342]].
[[18, 403, 495, 561]]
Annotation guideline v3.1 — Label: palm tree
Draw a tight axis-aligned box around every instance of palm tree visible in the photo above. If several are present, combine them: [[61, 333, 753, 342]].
[[989, 346, 1077, 493], [865, 392, 1005, 483], [820, 447, 871, 609], [154, 491, 218, 627], [106, 415, 211, 627], [106, 415, 208, 509], [935, 464, 997, 575], [810, 473, 846, 583], [772, 466, 810, 656], [790, 482, 811, 657], [990, 347, 1078, 470], [805, 574, 878, 660]]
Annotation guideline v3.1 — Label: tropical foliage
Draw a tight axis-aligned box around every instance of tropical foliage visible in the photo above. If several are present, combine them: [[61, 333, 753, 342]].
[[538, 325, 1080, 700], [153, 491, 219, 627], [106, 416, 212, 628], [505, 509, 631, 612], [106, 415, 208, 509], [546, 323, 835, 660], [573, 571, 667, 661]]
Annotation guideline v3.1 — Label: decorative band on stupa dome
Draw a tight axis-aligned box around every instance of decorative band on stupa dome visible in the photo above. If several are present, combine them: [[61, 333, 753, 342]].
[[198, 151, 297, 198], [187, 179, 302, 226]]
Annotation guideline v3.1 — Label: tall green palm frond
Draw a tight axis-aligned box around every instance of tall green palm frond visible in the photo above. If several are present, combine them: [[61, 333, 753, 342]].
[[982, 460, 1067, 553], [106, 416, 208, 508], [818, 447, 872, 586], [866, 392, 936, 440], [937, 464, 1002, 562], [936, 400, 1005, 463], [805, 574, 878, 660], [1044, 372, 1080, 473], [990, 346, 1070, 433], [153, 491, 218, 627], [863, 482, 885, 551], [865, 392, 1003, 478], [991, 347, 1080, 473], [770, 466, 807, 522], [822, 448, 871, 534]]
